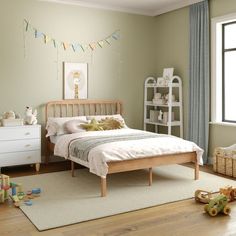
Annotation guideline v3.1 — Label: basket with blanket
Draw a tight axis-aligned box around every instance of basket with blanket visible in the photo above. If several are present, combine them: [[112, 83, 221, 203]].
[[213, 144, 236, 177]]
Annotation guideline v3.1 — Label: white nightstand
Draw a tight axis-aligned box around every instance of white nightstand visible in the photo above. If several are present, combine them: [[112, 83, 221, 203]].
[[0, 125, 41, 172]]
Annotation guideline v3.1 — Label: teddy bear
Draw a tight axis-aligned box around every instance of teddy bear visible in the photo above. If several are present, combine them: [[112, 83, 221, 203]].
[[3, 111, 16, 119], [24, 106, 37, 125]]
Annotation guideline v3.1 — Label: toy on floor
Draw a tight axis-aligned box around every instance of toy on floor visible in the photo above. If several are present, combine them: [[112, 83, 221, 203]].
[[0, 174, 10, 203], [219, 186, 236, 202], [11, 187, 41, 207], [195, 190, 213, 204], [204, 194, 231, 216]]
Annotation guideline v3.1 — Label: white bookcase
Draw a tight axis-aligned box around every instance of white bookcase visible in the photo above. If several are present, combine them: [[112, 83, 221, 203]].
[[144, 76, 183, 138]]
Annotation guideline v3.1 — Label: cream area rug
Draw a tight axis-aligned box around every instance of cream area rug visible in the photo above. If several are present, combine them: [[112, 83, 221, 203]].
[[12, 165, 236, 231]]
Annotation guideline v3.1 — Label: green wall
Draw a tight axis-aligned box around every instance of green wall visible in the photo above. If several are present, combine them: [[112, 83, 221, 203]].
[[1, 0, 236, 160], [154, 7, 189, 137], [0, 0, 156, 131], [154, 0, 236, 158]]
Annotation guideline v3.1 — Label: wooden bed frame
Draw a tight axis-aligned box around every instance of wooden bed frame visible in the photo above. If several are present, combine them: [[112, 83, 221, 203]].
[[45, 99, 199, 197]]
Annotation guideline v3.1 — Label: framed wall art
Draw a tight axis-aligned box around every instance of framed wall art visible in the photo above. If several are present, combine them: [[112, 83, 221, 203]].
[[63, 62, 88, 99]]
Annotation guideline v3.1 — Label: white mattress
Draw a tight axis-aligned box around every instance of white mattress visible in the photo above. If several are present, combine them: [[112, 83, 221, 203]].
[[54, 129, 204, 177], [50, 135, 61, 144]]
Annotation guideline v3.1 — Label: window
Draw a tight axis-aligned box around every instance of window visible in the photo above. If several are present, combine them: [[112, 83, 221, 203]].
[[211, 14, 236, 125], [222, 22, 236, 122]]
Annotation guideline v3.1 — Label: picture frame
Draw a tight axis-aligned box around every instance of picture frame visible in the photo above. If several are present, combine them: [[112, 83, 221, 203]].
[[63, 62, 88, 99], [163, 68, 174, 80]]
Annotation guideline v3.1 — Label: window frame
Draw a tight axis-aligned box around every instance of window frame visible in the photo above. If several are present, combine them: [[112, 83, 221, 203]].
[[222, 21, 236, 123], [211, 13, 236, 126]]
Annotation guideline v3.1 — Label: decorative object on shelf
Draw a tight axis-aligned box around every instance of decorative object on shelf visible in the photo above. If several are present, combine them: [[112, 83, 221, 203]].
[[163, 68, 174, 80], [158, 110, 163, 121], [64, 62, 88, 99], [156, 77, 165, 86], [163, 112, 174, 124], [144, 75, 183, 137], [150, 110, 159, 122], [164, 93, 176, 103], [1, 111, 23, 127], [3, 111, 16, 119], [24, 106, 37, 125], [23, 19, 120, 53], [213, 144, 236, 177]]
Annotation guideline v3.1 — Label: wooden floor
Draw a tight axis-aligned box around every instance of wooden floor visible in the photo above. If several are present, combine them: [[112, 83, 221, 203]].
[[0, 162, 236, 236]]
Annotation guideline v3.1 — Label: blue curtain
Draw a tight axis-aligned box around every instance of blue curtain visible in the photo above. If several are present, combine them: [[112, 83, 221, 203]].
[[188, 0, 209, 163]]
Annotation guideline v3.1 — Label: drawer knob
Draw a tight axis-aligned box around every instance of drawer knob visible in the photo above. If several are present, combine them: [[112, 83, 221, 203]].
[[25, 144, 31, 147], [25, 132, 30, 135], [27, 156, 31, 159]]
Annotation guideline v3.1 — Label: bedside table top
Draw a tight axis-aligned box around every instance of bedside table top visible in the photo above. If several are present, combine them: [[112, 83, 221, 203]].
[[0, 124, 41, 129]]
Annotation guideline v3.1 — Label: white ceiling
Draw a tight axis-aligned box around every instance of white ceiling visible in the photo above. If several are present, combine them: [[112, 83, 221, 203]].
[[41, 0, 204, 16]]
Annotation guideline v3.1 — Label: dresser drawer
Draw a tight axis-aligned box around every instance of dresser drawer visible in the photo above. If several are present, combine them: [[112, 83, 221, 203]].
[[0, 125, 40, 141], [0, 139, 40, 153], [0, 150, 41, 167]]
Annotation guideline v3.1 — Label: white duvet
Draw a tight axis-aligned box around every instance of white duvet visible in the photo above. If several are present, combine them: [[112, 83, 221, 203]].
[[54, 129, 204, 177]]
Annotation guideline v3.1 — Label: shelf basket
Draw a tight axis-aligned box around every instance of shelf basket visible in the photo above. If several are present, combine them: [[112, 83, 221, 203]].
[[213, 145, 236, 177]]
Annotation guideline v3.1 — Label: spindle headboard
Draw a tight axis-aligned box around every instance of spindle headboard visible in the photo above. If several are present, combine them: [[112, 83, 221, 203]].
[[45, 99, 123, 122], [45, 99, 123, 163]]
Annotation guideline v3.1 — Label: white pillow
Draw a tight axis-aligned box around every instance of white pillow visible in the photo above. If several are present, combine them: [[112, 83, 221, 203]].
[[46, 116, 87, 137], [64, 119, 88, 134], [86, 114, 128, 128]]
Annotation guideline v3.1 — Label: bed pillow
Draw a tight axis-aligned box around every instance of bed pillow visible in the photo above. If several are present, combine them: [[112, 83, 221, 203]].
[[64, 119, 88, 133], [80, 118, 124, 131], [46, 116, 87, 137], [86, 114, 128, 128]]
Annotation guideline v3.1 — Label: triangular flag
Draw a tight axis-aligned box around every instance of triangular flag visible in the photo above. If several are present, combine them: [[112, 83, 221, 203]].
[[105, 38, 111, 45], [80, 45, 85, 52], [89, 43, 97, 51], [112, 32, 119, 40], [24, 20, 29, 32], [98, 41, 104, 48], [52, 39, 57, 48], [63, 42, 69, 50], [71, 43, 80, 52], [44, 35, 51, 44], [35, 30, 43, 38]]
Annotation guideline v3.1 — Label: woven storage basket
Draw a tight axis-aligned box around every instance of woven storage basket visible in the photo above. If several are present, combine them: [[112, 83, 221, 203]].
[[213, 145, 236, 177]]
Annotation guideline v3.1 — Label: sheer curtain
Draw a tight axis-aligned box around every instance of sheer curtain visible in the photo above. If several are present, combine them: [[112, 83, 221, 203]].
[[188, 0, 209, 163]]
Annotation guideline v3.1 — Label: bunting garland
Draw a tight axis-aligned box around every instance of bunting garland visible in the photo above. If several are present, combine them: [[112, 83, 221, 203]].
[[23, 19, 120, 53]]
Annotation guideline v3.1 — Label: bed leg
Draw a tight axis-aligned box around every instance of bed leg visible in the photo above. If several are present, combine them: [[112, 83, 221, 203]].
[[45, 139, 50, 164], [195, 162, 199, 180], [71, 161, 75, 177], [101, 177, 107, 197], [149, 168, 152, 186]]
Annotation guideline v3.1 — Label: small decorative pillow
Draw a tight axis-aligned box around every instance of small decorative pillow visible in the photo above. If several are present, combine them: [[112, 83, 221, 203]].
[[80, 119, 103, 131], [64, 119, 88, 133], [86, 114, 128, 128], [99, 117, 124, 130], [46, 116, 87, 137], [80, 118, 124, 131]]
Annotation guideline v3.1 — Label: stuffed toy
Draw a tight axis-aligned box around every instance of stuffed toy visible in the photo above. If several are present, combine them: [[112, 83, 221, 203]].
[[99, 118, 124, 130], [3, 111, 16, 119], [80, 118, 103, 131], [24, 106, 37, 125], [80, 118, 124, 131], [220, 186, 236, 202]]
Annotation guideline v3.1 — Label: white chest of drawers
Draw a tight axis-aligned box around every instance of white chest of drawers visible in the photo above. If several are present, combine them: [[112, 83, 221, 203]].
[[0, 125, 41, 171]]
